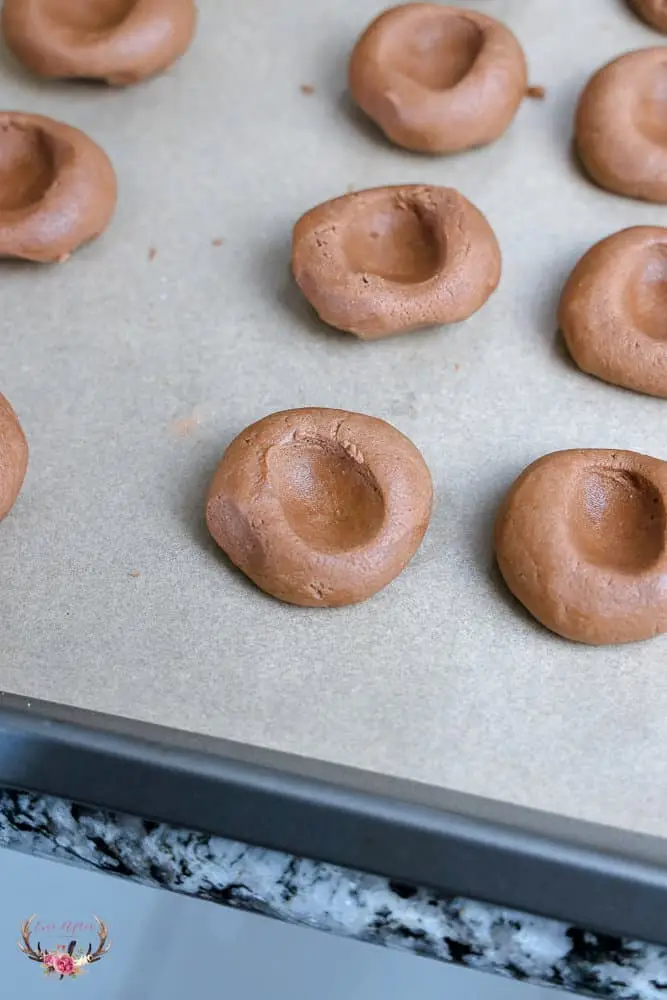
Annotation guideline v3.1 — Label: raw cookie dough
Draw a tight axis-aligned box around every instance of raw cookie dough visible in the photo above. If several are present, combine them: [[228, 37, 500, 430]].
[[292, 185, 501, 339], [206, 407, 433, 607], [628, 0, 667, 32], [576, 49, 667, 202], [495, 449, 667, 645], [0, 393, 28, 522], [0, 112, 117, 263], [2, 0, 197, 86], [559, 226, 667, 398], [348, 3, 528, 154]]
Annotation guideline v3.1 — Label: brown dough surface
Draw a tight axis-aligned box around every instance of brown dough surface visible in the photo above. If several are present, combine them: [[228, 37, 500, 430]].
[[292, 185, 501, 339], [559, 226, 667, 398], [576, 48, 667, 203], [628, 0, 667, 32], [0, 113, 117, 263], [348, 3, 527, 154], [2, 0, 197, 86], [206, 408, 433, 607], [0, 393, 28, 522], [495, 449, 667, 645]]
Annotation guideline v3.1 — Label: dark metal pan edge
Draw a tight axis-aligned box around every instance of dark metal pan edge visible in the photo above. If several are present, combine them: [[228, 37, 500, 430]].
[[0, 692, 665, 945]]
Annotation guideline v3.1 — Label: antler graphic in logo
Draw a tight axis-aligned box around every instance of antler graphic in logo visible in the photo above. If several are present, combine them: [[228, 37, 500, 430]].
[[18, 915, 110, 980]]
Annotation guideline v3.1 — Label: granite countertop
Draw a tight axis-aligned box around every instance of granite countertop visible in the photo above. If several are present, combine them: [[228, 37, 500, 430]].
[[0, 788, 666, 999]]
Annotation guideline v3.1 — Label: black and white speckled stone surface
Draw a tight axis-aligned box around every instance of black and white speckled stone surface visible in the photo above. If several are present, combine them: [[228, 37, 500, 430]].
[[0, 788, 666, 999]]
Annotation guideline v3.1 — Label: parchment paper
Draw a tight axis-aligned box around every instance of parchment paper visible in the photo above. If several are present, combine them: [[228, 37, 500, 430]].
[[2, 0, 667, 838]]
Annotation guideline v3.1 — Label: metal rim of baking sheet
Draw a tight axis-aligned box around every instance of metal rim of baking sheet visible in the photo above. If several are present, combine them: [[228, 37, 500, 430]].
[[0, 691, 666, 945]]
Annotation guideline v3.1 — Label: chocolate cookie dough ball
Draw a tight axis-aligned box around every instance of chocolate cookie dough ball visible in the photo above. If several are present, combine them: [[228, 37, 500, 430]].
[[2, 0, 197, 86], [559, 226, 667, 398], [206, 408, 433, 607], [348, 3, 528, 154], [0, 113, 117, 263], [495, 449, 667, 645], [576, 49, 667, 202], [292, 185, 500, 338], [0, 393, 28, 522], [628, 0, 667, 33]]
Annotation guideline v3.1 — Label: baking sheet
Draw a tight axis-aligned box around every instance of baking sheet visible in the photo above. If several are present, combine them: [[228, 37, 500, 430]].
[[2, 0, 667, 840]]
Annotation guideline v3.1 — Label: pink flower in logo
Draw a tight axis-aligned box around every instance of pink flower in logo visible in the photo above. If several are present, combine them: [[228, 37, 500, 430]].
[[52, 953, 76, 976], [19, 915, 110, 977]]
